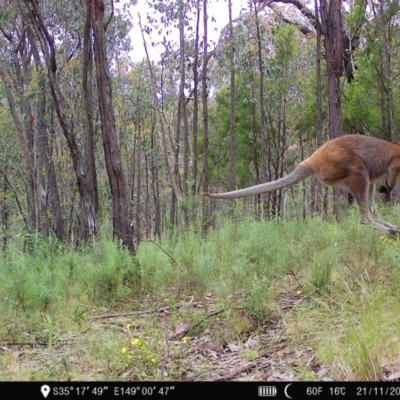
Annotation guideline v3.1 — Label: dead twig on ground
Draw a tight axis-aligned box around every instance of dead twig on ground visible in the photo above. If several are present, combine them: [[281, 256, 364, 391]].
[[159, 325, 170, 380], [91, 301, 206, 320]]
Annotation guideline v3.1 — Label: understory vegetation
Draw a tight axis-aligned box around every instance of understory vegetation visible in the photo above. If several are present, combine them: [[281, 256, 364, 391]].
[[1, 205, 400, 381], [1, 0, 400, 383]]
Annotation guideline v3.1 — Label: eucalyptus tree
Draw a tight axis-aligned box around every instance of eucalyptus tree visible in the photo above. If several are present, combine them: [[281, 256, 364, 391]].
[[19, 0, 100, 241], [201, 0, 209, 231], [0, 88, 30, 243], [0, 1, 63, 238], [227, 0, 236, 192], [0, 0, 137, 248], [191, 0, 201, 196], [89, 0, 135, 254]]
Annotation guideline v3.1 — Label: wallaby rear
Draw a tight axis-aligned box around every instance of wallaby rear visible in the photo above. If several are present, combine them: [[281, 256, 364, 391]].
[[202, 135, 400, 236]]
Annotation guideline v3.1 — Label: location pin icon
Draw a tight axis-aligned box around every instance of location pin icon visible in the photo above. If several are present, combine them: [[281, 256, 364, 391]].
[[41, 385, 51, 398]]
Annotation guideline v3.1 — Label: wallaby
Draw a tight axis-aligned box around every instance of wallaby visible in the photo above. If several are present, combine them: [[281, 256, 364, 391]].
[[202, 134, 400, 236]]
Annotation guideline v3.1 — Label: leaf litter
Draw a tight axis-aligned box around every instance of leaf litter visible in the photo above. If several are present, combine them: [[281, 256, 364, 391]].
[[1, 290, 399, 381]]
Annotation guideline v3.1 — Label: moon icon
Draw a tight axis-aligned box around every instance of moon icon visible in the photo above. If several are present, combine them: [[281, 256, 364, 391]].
[[284, 383, 292, 399]]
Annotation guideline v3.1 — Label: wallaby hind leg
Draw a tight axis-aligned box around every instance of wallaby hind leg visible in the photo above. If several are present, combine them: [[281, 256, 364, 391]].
[[360, 211, 398, 236], [374, 218, 399, 232], [351, 180, 398, 236], [368, 184, 400, 232]]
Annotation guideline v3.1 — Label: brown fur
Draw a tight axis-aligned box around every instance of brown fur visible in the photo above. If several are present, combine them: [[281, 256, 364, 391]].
[[202, 135, 400, 236]]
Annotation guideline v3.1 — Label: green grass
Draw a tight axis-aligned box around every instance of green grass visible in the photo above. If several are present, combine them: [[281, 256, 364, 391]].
[[1, 206, 400, 380]]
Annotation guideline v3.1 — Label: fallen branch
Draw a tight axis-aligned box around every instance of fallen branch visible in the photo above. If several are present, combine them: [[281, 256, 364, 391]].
[[0, 341, 49, 347], [91, 301, 205, 320], [212, 362, 257, 381], [91, 307, 170, 320]]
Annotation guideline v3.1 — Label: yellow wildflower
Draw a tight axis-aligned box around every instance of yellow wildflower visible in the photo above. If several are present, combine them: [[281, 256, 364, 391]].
[[121, 347, 128, 354], [146, 354, 157, 364], [182, 336, 190, 344]]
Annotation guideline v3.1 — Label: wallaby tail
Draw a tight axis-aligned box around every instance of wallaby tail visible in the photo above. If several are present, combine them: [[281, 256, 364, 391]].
[[202, 164, 313, 199]]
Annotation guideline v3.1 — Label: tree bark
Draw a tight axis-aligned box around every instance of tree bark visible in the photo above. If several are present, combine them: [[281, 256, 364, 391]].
[[135, 102, 142, 245], [29, 31, 64, 240], [254, 5, 269, 212], [378, 0, 397, 142], [191, 0, 201, 195], [228, 0, 236, 192], [313, 0, 326, 217], [178, 2, 190, 196], [1, 170, 9, 251], [320, 0, 345, 218], [82, 2, 99, 214], [0, 63, 37, 232], [90, 0, 135, 254], [320, 0, 343, 139], [202, 0, 210, 233], [150, 120, 161, 240]]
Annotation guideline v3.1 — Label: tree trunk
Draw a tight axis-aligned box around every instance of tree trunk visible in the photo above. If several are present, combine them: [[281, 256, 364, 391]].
[[178, 2, 190, 197], [320, 0, 343, 139], [2, 170, 9, 251], [24, 24, 64, 239], [31, 44, 64, 240], [313, 0, 326, 217], [171, 65, 180, 227], [379, 0, 397, 142], [135, 107, 142, 246], [90, 0, 135, 254], [191, 0, 201, 196], [228, 0, 236, 192], [251, 85, 261, 219], [254, 5, 268, 212], [202, 0, 209, 233], [82, 2, 99, 214], [150, 122, 161, 240], [320, 0, 344, 218], [0, 63, 37, 233]]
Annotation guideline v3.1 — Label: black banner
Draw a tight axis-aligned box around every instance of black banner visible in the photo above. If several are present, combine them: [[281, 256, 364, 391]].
[[2, 381, 400, 399]]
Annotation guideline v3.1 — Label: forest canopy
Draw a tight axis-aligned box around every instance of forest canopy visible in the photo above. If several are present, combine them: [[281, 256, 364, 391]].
[[0, 0, 399, 251]]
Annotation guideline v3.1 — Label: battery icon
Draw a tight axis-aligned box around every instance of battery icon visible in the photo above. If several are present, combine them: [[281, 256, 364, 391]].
[[258, 386, 277, 397]]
